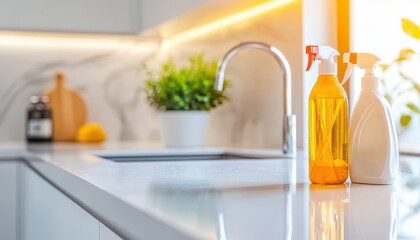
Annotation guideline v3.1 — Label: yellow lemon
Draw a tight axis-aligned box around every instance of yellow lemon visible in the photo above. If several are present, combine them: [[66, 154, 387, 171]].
[[77, 123, 106, 143]]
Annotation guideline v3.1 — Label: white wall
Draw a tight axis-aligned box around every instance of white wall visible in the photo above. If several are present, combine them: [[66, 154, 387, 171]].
[[0, 39, 161, 142]]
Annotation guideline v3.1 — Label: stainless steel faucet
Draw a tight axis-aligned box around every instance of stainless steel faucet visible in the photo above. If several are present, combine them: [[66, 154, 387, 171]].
[[215, 42, 296, 155]]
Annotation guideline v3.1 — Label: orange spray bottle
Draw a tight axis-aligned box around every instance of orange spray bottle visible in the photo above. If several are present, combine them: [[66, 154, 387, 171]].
[[306, 45, 349, 184]]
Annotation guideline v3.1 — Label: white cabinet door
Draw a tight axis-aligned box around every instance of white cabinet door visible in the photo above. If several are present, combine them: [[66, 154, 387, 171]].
[[0, 0, 139, 34], [141, 0, 207, 30], [100, 223, 123, 240], [21, 165, 100, 240], [0, 161, 18, 240], [0, 0, 210, 35]]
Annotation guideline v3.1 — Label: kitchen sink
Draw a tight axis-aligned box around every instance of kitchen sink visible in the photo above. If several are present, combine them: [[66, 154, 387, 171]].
[[91, 148, 288, 162]]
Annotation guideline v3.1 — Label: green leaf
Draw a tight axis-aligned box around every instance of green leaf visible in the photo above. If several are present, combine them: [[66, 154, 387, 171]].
[[398, 71, 420, 93], [379, 64, 390, 72], [400, 114, 412, 127], [407, 103, 420, 114], [402, 18, 420, 40], [414, 83, 420, 93], [399, 71, 412, 81], [396, 48, 416, 62], [384, 93, 392, 104]]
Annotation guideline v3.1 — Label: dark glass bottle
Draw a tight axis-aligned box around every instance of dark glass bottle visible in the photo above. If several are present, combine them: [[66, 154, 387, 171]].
[[26, 96, 53, 142]]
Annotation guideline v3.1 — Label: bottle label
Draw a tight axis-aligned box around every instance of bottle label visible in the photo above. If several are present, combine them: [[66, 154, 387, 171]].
[[28, 119, 52, 138]]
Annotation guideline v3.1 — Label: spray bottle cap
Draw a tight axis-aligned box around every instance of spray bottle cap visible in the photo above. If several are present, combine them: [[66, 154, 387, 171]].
[[342, 53, 381, 90], [305, 45, 339, 75]]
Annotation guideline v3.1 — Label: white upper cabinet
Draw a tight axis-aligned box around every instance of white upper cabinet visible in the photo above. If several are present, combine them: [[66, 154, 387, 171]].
[[141, 0, 207, 30], [0, 0, 140, 34], [0, 0, 208, 35]]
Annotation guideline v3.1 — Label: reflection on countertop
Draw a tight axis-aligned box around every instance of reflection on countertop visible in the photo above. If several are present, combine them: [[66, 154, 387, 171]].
[[147, 181, 400, 240], [1, 142, 419, 239]]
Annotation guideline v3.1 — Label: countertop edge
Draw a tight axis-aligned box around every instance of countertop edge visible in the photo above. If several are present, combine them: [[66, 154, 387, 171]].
[[17, 152, 201, 240]]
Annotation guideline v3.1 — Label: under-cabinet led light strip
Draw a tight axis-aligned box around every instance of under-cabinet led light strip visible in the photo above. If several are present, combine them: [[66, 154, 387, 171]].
[[168, 0, 297, 43], [0, 32, 158, 50]]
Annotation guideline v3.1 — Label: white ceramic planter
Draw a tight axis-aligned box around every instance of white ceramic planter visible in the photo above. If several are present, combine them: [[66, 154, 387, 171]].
[[160, 111, 210, 147]]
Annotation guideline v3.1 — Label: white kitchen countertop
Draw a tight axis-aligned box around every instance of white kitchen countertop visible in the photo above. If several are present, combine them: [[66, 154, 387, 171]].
[[1, 142, 419, 239]]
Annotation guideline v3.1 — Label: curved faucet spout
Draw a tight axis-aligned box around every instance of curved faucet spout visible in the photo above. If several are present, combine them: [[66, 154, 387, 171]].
[[215, 42, 296, 155]]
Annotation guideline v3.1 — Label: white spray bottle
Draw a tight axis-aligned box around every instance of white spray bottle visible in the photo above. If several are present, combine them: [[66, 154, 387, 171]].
[[342, 53, 399, 184]]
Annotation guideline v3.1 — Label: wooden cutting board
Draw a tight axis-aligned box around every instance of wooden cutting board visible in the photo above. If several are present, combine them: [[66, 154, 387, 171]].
[[44, 72, 87, 141]]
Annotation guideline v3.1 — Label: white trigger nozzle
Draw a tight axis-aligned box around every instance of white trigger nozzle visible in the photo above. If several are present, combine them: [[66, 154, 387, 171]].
[[341, 63, 354, 86]]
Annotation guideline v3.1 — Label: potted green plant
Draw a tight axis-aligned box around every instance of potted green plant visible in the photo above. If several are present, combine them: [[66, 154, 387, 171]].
[[145, 54, 231, 147]]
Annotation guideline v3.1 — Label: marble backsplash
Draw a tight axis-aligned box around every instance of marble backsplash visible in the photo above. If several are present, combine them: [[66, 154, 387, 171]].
[[0, 4, 303, 148]]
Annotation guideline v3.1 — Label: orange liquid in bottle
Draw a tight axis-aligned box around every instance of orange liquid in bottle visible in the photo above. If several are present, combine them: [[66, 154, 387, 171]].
[[309, 75, 349, 184]]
